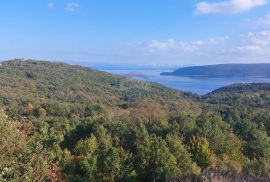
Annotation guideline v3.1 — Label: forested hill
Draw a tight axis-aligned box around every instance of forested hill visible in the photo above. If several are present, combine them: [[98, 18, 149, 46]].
[[203, 83, 270, 108], [2, 60, 270, 182], [0, 60, 200, 118], [161, 63, 270, 77]]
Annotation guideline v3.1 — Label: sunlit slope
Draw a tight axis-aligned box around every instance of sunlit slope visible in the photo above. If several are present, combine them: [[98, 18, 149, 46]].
[[0, 60, 201, 117], [203, 83, 270, 108]]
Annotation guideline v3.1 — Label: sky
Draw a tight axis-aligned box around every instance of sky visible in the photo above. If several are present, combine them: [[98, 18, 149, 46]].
[[1, 0, 270, 66]]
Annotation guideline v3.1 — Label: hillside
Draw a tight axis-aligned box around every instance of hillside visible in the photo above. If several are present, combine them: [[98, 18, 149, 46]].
[[203, 83, 270, 108], [0, 60, 201, 119], [161, 64, 270, 77], [1, 60, 270, 182]]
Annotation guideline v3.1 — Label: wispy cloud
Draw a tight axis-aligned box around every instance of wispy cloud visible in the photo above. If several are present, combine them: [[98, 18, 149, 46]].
[[257, 13, 270, 28], [113, 36, 231, 65], [195, 0, 267, 14], [48, 2, 54, 9], [243, 31, 270, 46], [230, 30, 270, 58], [66, 2, 79, 12], [120, 32, 270, 64], [142, 39, 175, 51], [237, 45, 263, 53], [140, 37, 229, 54]]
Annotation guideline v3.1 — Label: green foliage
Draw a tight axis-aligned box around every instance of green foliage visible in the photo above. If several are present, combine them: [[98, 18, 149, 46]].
[[2, 60, 270, 181], [74, 134, 98, 156], [147, 137, 179, 181], [84, 104, 105, 117], [33, 107, 47, 118], [0, 109, 62, 182], [188, 136, 213, 170], [166, 135, 200, 175], [204, 83, 270, 108]]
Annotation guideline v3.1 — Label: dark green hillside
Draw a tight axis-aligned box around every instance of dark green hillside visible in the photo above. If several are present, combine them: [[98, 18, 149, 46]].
[[203, 83, 270, 108], [161, 64, 270, 77]]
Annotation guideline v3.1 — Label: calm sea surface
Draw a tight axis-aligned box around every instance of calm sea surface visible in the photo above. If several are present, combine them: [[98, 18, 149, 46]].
[[102, 69, 270, 95]]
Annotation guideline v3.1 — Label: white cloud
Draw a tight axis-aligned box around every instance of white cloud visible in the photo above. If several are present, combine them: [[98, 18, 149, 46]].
[[195, 0, 267, 14], [126, 34, 270, 64], [192, 36, 229, 45], [66, 2, 79, 12], [105, 31, 270, 65], [237, 45, 263, 53], [119, 37, 230, 65], [242, 14, 270, 55], [234, 30, 270, 55], [143, 39, 175, 51], [64, 33, 268, 65], [141, 37, 229, 53], [131, 37, 233, 64], [48, 2, 54, 9], [243, 31, 270, 46]]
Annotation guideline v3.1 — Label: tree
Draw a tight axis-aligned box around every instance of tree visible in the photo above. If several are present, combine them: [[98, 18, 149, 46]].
[[74, 134, 98, 156], [195, 114, 246, 172], [166, 135, 200, 175], [33, 107, 47, 118], [188, 136, 213, 170], [148, 136, 179, 181], [84, 104, 105, 117], [132, 124, 150, 179], [133, 124, 181, 181]]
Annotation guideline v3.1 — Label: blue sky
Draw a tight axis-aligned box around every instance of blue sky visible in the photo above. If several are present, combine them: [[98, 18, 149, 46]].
[[1, 0, 270, 66]]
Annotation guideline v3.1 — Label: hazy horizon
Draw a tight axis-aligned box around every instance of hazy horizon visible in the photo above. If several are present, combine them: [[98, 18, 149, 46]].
[[2, 58, 270, 69]]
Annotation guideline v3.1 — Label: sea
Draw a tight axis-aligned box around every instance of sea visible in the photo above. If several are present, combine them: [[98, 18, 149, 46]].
[[100, 69, 270, 95]]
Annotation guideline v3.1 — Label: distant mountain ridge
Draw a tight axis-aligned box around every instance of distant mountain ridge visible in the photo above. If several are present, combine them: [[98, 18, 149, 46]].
[[161, 63, 270, 77]]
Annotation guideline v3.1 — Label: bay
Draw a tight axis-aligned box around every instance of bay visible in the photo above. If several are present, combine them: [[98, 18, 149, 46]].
[[102, 69, 270, 95]]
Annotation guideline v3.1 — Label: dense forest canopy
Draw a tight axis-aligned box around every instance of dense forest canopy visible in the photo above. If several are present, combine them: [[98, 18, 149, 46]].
[[1, 60, 270, 181], [203, 83, 270, 110]]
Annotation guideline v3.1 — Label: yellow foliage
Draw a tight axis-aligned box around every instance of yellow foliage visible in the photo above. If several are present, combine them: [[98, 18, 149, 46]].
[[0, 109, 27, 162], [27, 103, 34, 111]]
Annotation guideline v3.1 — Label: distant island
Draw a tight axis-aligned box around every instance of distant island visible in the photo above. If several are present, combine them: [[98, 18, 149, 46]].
[[161, 63, 270, 77]]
